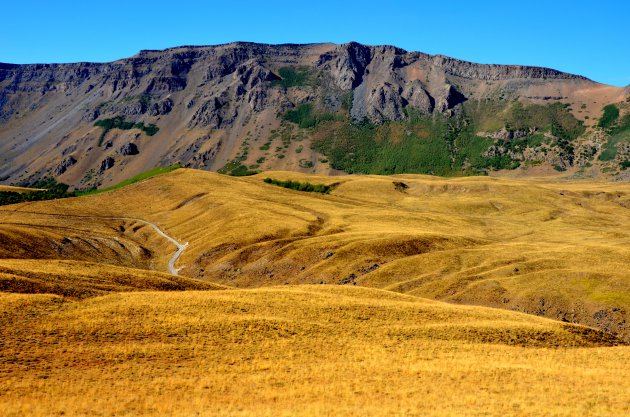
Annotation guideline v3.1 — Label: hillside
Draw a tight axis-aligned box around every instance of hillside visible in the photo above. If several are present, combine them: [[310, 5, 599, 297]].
[[1, 42, 628, 189], [1, 286, 628, 416], [1, 168, 628, 341], [0, 259, 225, 299]]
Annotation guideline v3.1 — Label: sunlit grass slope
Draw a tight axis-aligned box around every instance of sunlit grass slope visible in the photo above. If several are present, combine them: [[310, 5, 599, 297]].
[[0, 168, 629, 339], [0, 259, 225, 299], [0, 185, 43, 193], [1, 285, 628, 417]]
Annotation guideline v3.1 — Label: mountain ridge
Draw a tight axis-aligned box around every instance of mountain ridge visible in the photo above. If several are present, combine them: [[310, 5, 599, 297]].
[[0, 41, 627, 188], [0, 41, 596, 83]]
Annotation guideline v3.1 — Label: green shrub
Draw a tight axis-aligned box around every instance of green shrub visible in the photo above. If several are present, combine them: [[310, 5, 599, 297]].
[[1, 178, 75, 206], [299, 159, 314, 168], [598, 104, 620, 129], [283, 104, 336, 129], [94, 116, 160, 146], [228, 165, 259, 176], [271, 67, 314, 89], [263, 178, 334, 194]]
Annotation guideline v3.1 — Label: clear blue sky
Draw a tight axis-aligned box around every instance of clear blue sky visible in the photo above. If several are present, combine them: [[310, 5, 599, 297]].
[[1, 0, 628, 86]]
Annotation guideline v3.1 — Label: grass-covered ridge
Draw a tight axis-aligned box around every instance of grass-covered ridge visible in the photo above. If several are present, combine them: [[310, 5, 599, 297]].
[[94, 116, 159, 146], [263, 177, 335, 193], [77, 165, 180, 196]]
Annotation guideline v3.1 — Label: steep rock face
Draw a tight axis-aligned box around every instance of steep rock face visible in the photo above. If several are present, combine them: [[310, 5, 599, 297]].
[[55, 156, 77, 175], [0, 42, 622, 187], [317, 42, 373, 90], [100, 157, 115, 172], [428, 54, 589, 81]]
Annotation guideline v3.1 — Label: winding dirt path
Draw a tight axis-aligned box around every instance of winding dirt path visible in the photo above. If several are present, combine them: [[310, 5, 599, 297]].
[[114, 217, 187, 275], [0, 208, 189, 276]]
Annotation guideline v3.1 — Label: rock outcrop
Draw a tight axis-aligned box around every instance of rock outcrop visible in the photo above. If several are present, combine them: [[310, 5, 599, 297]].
[[120, 143, 139, 156], [55, 156, 77, 175], [100, 157, 115, 172]]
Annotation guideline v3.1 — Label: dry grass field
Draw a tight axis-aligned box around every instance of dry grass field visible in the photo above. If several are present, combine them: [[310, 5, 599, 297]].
[[1, 286, 628, 417], [3, 168, 627, 338], [1, 168, 629, 415], [0, 185, 44, 193], [0, 259, 225, 299]]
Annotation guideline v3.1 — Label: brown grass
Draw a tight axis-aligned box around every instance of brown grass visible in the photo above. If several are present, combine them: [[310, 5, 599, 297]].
[[0, 185, 44, 193], [1, 285, 628, 417], [0, 169, 629, 340], [1, 169, 630, 415], [0, 259, 226, 299]]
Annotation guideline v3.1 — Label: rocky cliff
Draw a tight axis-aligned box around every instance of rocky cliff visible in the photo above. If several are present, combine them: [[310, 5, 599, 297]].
[[0, 42, 626, 187]]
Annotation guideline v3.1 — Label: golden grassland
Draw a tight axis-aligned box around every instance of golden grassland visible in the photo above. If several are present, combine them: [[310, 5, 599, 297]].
[[1, 168, 627, 339], [0, 185, 45, 192], [1, 285, 629, 417], [0, 259, 226, 299], [1, 169, 630, 415]]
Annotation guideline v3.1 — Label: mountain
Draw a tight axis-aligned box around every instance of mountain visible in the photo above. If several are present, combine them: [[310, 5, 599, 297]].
[[0, 42, 627, 188]]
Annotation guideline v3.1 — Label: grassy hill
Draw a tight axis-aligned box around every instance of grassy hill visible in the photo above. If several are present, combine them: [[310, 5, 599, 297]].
[[1, 285, 628, 416], [0, 168, 629, 341], [1, 168, 630, 415], [0, 259, 225, 299]]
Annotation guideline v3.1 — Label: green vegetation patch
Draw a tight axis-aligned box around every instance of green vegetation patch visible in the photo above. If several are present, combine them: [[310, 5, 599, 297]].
[[0, 178, 74, 206], [598, 104, 620, 129], [310, 100, 584, 175], [271, 66, 316, 89], [226, 165, 259, 176], [263, 178, 335, 194], [283, 103, 337, 129], [313, 113, 471, 175], [76, 165, 180, 196], [94, 116, 159, 146], [599, 114, 630, 161]]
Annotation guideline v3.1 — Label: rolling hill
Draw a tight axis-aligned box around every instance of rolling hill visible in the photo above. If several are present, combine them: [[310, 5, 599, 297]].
[[1, 42, 629, 189], [1, 167, 629, 415], [1, 168, 628, 341], [2, 286, 628, 416]]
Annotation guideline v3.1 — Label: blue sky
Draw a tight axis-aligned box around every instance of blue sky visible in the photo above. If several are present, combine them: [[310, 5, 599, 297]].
[[1, 0, 628, 86]]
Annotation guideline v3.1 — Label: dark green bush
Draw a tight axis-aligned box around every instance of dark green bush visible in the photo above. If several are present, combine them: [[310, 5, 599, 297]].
[[0, 178, 75, 206], [94, 116, 160, 145], [263, 178, 334, 194], [598, 104, 620, 129], [271, 67, 313, 89], [283, 104, 336, 129]]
